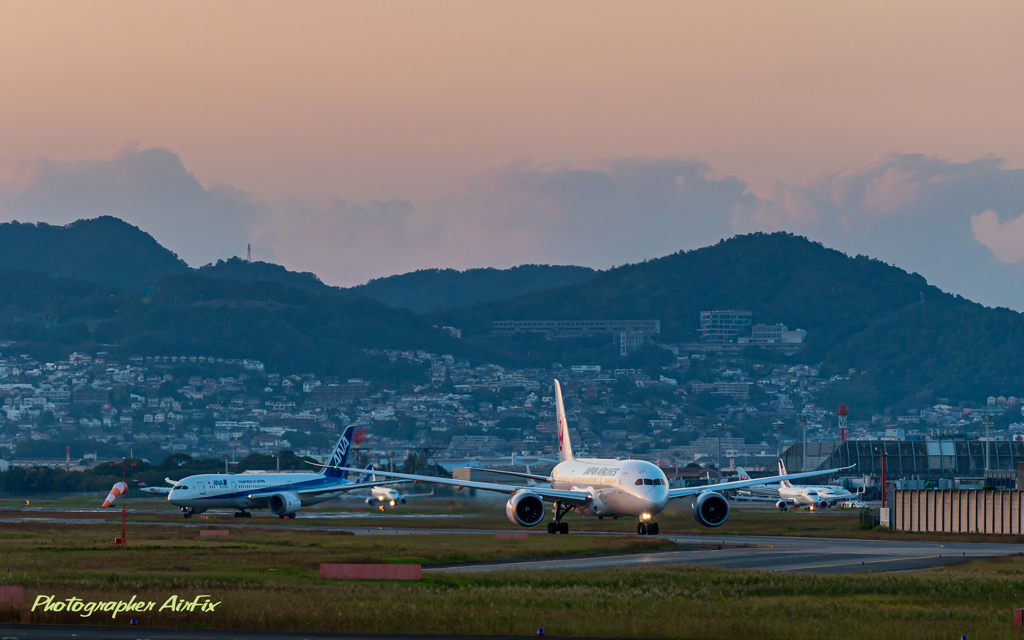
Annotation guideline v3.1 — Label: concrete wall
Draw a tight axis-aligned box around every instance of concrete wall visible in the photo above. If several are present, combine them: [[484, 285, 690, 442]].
[[891, 489, 1024, 534]]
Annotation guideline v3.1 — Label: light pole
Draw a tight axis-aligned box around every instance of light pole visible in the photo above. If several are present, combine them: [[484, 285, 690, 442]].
[[774, 420, 784, 462], [714, 423, 725, 484], [799, 414, 808, 472], [984, 415, 991, 472]]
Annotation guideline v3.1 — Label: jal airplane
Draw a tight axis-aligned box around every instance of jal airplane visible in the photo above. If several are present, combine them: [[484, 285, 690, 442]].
[[315, 380, 850, 535], [735, 463, 854, 510], [167, 426, 399, 518]]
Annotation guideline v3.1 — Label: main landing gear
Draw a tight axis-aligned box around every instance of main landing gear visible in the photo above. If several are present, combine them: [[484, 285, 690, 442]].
[[234, 510, 252, 518], [637, 520, 660, 535], [546, 501, 572, 534]]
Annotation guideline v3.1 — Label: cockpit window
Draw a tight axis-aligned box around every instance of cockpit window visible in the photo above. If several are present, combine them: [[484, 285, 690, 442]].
[[653, 479, 664, 486], [644, 478, 654, 485], [634, 479, 644, 486], [178, 486, 188, 490]]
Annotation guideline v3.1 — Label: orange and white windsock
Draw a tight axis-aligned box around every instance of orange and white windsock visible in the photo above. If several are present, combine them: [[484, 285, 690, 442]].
[[101, 481, 128, 508]]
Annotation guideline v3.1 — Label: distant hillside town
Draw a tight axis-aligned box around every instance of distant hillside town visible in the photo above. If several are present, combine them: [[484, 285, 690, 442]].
[[3, 317, 1022, 495]]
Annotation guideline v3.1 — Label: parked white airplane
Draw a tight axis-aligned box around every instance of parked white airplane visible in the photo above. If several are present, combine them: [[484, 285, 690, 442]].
[[735, 464, 854, 510], [314, 380, 851, 535], [133, 480, 171, 496], [167, 426, 400, 518]]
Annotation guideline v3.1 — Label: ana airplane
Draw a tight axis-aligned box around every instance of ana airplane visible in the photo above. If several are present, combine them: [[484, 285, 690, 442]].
[[735, 463, 854, 510], [167, 426, 400, 519], [359, 467, 435, 509], [314, 380, 851, 535]]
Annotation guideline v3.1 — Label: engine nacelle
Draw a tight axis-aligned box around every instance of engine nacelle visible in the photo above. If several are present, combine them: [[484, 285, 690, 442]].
[[505, 491, 546, 527], [365, 498, 372, 505], [268, 491, 301, 516], [400, 498, 407, 504], [692, 491, 730, 527], [776, 500, 789, 511]]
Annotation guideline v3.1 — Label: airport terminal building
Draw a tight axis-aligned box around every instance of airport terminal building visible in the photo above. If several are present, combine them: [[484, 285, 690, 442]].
[[784, 440, 1024, 486]]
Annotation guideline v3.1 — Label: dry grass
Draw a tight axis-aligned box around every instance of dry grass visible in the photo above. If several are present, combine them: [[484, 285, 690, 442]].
[[1, 520, 1024, 638]]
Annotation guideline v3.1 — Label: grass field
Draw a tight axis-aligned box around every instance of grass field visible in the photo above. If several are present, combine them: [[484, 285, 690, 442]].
[[2, 516, 1024, 639], [5, 496, 1023, 544]]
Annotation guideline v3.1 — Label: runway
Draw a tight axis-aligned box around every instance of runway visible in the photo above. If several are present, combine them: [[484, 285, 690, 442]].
[[426, 533, 1018, 574], [3, 510, 1022, 574]]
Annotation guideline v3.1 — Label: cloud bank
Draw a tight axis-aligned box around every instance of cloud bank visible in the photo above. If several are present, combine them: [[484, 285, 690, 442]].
[[3, 144, 1024, 310]]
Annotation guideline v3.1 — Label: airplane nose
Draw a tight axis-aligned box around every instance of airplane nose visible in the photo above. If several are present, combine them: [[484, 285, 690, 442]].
[[649, 486, 670, 512]]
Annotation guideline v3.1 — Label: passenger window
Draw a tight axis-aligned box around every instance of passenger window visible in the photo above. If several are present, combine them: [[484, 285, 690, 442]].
[[635, 479, 644, 486], [644, 479, 654, 485]]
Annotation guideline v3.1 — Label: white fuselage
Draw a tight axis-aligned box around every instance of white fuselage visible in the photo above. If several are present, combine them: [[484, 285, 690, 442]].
[[781, 484, 852, 506], [548, 458, 670, 518], [167, 472, 344, 514], [371, 486, 400, 503]]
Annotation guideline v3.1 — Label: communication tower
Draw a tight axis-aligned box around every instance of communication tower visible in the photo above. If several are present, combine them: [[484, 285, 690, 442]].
[[837, 403, 849, 444], [247, 243, 252, 262]]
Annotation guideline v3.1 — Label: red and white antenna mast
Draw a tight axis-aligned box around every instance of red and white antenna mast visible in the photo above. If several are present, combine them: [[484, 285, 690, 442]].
[[837, 403, 849, 444]]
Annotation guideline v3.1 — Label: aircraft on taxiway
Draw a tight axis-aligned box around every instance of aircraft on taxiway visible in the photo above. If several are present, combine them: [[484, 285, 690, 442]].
[[734, 463, 855, 511], [314, 379, 851, 535], [347, 464, 435, 509], [166, 426, 401, 518]]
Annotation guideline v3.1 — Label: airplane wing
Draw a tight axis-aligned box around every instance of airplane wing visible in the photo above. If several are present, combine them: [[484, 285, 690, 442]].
[[397, 490, 434, 499], [472, 469, 553, 483], [668, 465, 855, 500], [308, 463, 592, 506], [291, 480, 407, 498]]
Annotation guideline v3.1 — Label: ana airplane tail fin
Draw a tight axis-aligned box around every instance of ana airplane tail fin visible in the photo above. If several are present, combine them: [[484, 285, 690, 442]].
[[355, 464, 374, 484], [554, 379, 574, 463], [323, 426, 356, 478]]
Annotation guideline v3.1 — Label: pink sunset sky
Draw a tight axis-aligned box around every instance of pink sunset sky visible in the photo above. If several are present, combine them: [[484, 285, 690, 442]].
[[2, 2, 1024, 308]]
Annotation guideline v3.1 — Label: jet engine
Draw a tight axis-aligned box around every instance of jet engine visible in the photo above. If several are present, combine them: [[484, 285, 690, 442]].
[[505, 491, 545, 527], [776, 500, 789, 512], [268, 491, 301, 516], [692, 491, 730, 527], [400, 498, 407, 504]]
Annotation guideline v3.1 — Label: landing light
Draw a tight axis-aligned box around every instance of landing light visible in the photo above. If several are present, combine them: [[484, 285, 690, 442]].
[[641, 513, 652, 521], [390, 500, 396, 506]]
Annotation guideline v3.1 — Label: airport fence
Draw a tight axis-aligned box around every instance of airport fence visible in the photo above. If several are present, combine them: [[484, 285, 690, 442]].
[[889, 489, 1024, 534]]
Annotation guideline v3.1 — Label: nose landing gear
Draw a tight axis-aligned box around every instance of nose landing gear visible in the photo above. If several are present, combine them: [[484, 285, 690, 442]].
[[637, 519, 659, 535]]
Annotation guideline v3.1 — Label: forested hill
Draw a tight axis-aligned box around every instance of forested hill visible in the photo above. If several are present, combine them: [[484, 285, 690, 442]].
[[432, 233, 939, 352], [0, 217, 189, 287], [196, 261, 596, 311], [349, 265, 595, 312], [198, 257, 337, 294], [0, 269, 456, 381], [433, 233, 1024, 408], [0, 217, 592, 309]]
